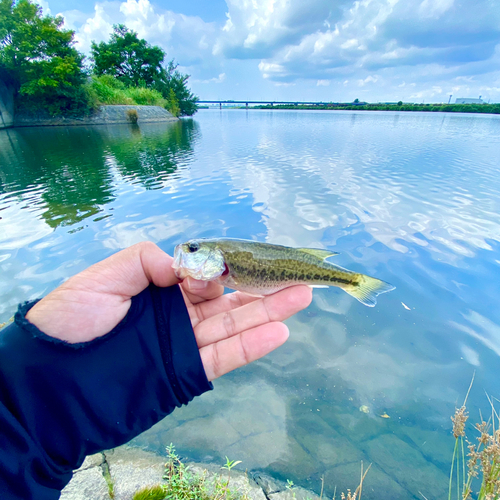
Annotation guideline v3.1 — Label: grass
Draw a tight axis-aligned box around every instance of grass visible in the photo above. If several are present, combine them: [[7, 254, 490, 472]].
[[449, 374, 500, 500], [130, 445, 370, 500], [131, 444, 252, 500], [86, 75, 167, 108]]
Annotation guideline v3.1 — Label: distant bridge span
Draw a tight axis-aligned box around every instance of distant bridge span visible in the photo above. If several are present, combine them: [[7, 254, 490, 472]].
[[197, 100, 347, 109]]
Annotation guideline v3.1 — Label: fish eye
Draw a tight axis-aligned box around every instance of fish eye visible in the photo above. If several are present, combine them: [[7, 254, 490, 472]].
[[187, 241, 200, 253]]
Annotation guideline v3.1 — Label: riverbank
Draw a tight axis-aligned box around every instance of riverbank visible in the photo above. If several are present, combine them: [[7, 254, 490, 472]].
[[251, 103, 500, 114], [61, 446, 322, 500], [10, 105, 177, 129]]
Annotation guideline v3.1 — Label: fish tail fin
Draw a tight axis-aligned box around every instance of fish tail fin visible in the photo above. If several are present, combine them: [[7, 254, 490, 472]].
[[345, 275, 395, 307]]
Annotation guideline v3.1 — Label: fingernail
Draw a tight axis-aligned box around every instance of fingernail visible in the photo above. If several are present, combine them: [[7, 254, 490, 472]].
[[187, 278, 208, 291]]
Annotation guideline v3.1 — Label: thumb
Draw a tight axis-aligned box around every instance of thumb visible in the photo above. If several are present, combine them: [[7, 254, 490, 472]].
[[74, 241, 179, 298]]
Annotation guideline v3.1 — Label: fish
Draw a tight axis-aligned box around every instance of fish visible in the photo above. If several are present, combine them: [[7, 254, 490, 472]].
[[172, 238, 395, 307]]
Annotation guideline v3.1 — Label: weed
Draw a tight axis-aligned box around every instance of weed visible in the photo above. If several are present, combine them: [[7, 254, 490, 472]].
[[132, 485, 166, 500], [332, 462, 371, 500], [126, 109, 139, 124], [101, 459, 115, 499], [159, 444, 250, 500], [449, 374, 500, 500]]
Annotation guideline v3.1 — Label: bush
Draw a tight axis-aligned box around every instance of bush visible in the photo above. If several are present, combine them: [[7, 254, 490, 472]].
[[126, 108, 138, 123], [88, 76, 165, 107]]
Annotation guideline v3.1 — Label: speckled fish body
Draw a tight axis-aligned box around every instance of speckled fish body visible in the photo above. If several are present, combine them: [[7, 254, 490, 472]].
[[172, 238, 395, 307]]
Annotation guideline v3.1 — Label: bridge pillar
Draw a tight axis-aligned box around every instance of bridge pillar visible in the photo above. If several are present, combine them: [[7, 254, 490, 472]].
[[246, 102, 248, 109], [219, 102, 222, 109]]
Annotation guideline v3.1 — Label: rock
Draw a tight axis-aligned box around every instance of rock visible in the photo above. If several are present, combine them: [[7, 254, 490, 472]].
[[77, 453, 105, 471], [268, 486, 321, 500], [187, 462, 267, 500], [322, 462, 410, 500], [60, 466, 110, 500], [62, 446, 321, 500], [105, 446, 166, 500], [252, 471, 284, 495], [361, 434, 449, 499]]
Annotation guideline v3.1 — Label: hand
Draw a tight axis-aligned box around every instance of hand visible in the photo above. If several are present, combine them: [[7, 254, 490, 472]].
[[26, 242, 312, 381]]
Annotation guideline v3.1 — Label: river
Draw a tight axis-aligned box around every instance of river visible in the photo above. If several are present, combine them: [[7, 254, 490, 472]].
[[1, 109, 499, 499]]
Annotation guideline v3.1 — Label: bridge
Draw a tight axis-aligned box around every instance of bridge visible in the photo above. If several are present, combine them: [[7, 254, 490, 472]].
[[197, 100, 351, 109]]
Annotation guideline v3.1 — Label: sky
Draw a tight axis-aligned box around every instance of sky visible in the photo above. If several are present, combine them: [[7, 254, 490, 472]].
[[38, 0, 500, 103]]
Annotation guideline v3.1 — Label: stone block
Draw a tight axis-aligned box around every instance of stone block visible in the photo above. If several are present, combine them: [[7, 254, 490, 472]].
[[361, 434, 449, 499], [60, 466, 110, 500], [105, 446, 165, 500]]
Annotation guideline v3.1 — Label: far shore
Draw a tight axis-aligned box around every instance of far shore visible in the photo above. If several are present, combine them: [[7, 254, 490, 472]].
[[199, 102, 500, 115]]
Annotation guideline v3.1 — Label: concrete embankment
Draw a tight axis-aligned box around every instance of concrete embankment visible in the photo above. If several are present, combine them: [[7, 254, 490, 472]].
[[61, 446, 321, 500], [14, 105, 177, 128], [0, 80, 15, 129], [0, 104, 177, 130]]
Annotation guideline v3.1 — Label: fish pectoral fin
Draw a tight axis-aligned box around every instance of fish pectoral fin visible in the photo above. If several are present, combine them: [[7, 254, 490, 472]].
[[297, 248, 340, 260]]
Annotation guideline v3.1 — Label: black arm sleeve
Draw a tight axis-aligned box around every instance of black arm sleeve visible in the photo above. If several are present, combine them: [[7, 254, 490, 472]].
[[0, 284, 212, 500]]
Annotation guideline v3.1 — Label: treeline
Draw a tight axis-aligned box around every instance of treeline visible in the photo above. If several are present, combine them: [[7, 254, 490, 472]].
[[0, 0, 197, 117], [254, 103, 500, 114]]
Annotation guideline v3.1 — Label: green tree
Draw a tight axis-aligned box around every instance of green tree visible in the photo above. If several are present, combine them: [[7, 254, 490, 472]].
[[90, 25, 198, 116], [0, 0, 90, 116], [154, 60, 198, 116], [90, 25, 164, 88]]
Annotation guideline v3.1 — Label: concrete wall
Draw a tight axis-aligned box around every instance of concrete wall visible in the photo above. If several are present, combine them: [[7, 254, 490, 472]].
[[0, 80, 15, 130], [14, 105, 177, 128]]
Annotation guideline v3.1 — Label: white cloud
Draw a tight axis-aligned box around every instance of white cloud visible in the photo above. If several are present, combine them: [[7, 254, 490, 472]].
[[193, 73, 226, 84], [317, 79, 330, 86], [358, 75, 379, 87], [44, 0, 500, 102], [61, 0, 218, 68]]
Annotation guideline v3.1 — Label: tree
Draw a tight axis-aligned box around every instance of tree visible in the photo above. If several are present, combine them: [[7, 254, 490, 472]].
[[0, 0, 90, 116], [154, 60, 198, 116], [91, 25, 164, 88], [90, 25, 198, 116]]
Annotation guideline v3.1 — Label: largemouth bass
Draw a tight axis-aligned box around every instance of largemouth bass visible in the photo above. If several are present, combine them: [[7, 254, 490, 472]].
[[172, 238, 395, 307]]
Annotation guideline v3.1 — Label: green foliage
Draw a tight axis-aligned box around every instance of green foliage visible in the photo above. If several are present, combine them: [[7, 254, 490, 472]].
[[90, 25, 197, 116], [254, 102, 500, 115], [0, 0, 92, 116], [126, 108, 138, 124], [158, 444, 249, 500], [154, 60, 198, 116], [166, 88, 180, 117], [91, 25, 165, 88], [132, 485, 166, 500], [87, 75, 166, 107]]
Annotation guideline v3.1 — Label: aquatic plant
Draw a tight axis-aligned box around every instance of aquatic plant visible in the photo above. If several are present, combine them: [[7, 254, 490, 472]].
[[126, 109, 139, 124], [449, 376, 500, 500]]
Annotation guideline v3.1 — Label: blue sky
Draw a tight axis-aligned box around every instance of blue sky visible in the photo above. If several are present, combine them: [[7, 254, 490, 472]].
[[39, 0, 500, 103]]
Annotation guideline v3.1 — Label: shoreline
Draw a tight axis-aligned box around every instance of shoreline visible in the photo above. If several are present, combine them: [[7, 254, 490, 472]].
[[201, 103, 500, 115], [0, 105, 177, 130], [61, 446, 322, 500]]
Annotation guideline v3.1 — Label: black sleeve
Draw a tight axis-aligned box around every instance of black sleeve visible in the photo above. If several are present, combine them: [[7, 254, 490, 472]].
[[0, 284, 212, 500]]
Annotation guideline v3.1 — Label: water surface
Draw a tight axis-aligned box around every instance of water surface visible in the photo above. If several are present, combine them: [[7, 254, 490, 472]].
[[1, 110, 500, 499]]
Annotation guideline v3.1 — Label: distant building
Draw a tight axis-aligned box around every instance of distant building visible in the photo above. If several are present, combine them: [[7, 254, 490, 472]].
[[455, 98, 485, 104]]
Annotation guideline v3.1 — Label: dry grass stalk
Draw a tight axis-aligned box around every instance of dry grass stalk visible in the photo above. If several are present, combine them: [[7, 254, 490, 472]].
[[335, 462, 371, 500], [449, 375, 500, 500]]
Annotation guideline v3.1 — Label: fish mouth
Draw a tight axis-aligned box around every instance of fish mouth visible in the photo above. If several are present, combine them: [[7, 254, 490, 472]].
[[171, 243, 210, 281], [172, 244, 188, 279]]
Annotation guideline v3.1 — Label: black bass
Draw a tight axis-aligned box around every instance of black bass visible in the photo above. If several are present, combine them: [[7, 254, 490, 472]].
[[172, 238, 395, 307]]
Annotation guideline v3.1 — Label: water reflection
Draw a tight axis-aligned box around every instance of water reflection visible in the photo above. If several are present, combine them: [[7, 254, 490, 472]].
[[0, 120, 199, 228]]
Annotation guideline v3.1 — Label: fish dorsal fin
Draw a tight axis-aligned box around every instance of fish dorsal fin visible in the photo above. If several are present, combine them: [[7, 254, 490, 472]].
[[297, 248, 339, 260]]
